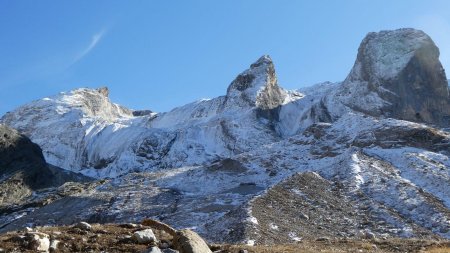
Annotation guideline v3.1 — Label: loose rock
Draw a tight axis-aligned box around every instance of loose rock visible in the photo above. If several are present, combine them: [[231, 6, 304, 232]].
[[75, 221, 92, 231], [316, 237, 330, 242], [162, 249, 179, 253], [365, 231, 376, 240], [120, 223, 140, 229], [143, 246, 162, 253], [49, 239, 60, 252], [132, 229, 157, 244], [173, 229, 212, 253], [27, 232, 50, 252]]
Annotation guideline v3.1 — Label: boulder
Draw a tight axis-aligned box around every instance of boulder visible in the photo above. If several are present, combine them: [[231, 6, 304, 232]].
[[75, 221, 92, 231], [162, 249, 179, 253], [133, 228, 157, 244], [49, 239, 59, 252], [143, 246, 163, 253], [27, 232, 50, 252], [173, 229, 212, 253]]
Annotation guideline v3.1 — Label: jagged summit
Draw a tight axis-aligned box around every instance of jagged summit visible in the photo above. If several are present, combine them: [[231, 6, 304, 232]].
[[347, 28, 436, 81], [250, 54, 273, 69], [96, 86, 109, 97], [337, 28, 450, 126], [225, 55, 286, 111]]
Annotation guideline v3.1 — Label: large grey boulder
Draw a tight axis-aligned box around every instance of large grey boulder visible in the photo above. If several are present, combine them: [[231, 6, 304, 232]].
[[74, 221, 92, 231], [338, 28, 450, 126], [133, 228, 157, 244], [173, 229, 212, 253]]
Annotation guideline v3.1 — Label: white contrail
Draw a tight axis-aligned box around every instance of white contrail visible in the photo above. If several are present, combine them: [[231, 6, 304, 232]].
[[73, 30, 106, 64]]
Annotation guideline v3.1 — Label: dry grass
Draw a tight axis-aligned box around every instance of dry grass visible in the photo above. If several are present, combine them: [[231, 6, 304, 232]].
[[218, 239, 450, 253], [425, 246, 450, 253], [0, 223, 449, 252]]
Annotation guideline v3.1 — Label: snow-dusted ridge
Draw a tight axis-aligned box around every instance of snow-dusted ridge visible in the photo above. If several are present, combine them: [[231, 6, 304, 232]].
[[1, 28, 450, 242]]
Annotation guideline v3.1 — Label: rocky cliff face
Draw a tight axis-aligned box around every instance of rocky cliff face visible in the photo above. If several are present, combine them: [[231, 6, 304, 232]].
[[0, 124, 89, 207], [0, 28, 449, 243], [337, 28, 450, 126]]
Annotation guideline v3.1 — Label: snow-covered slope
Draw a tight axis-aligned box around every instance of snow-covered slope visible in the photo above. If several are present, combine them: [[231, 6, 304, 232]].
[[1, 28, 450, 242]]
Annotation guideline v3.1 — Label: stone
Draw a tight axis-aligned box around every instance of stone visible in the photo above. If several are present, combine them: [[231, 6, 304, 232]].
[[120, 223, 140, 229], [159, 241, 170, 249], [365, 231, 376, 240], [132, 228, 157, 244], [300, 213, 309, 220], [27, 232, 50, 252], [162, 249, 179, 253], [143, 246, 162, 253], [49, 239, 60, 252], [316, 237, 330, 242], [75, 221, 92, 231], [173, 229, 212, 253]]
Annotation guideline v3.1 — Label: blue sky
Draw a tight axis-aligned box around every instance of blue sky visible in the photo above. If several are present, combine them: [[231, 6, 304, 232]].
[[1, 1, 450, 115]]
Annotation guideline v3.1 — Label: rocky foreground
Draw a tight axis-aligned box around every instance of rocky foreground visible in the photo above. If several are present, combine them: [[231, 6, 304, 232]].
[[0, 220, 449, 253]]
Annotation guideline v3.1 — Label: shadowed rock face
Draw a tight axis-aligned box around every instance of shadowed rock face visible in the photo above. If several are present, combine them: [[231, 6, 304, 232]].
[[0, 124, 49, 189], [0, 125, 89, 206], [343, 28, 450, 126]]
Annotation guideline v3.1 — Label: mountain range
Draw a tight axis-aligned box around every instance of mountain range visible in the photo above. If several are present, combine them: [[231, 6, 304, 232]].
[[0, 28, 449, 244]]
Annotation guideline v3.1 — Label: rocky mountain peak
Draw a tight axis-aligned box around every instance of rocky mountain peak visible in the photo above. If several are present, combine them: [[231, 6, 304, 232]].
[[339, 28, 450, 126], [225, 55, 286, 111], [96, 86, 109, 97], [250, 54, 273, 69]]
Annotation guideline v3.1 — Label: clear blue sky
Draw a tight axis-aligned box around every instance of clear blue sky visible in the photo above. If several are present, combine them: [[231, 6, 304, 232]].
[[1, 1, 450, 115]]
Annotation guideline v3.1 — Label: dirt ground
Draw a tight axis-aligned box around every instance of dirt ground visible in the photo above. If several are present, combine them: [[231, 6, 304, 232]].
[[0, 223, 449, 252]]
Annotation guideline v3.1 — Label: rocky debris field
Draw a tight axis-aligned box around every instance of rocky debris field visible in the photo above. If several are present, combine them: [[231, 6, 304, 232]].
[[0, 220, 213, 253], [0, 220, 449, 253]]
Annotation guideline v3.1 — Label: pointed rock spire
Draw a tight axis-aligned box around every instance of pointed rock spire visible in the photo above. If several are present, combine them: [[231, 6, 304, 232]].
[[224, 55, 286, 111]]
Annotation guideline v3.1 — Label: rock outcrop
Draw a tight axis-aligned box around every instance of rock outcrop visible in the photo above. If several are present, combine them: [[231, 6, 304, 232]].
[[224, 55, 287, 116], [0, 124, 89, 206], [338, 28, 450, 126], [173, 229, 212, 253], [96, 87, 109, 97]]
